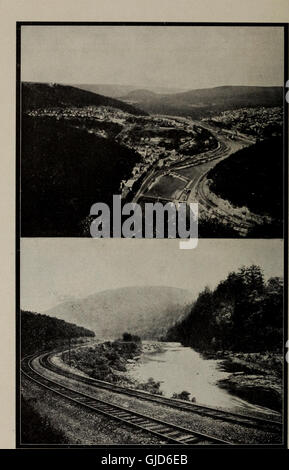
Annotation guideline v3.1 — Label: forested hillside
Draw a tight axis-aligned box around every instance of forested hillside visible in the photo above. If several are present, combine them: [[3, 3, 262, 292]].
[[207, 137, 283, 236], [166, 265, 283, 353], [21, 82, 147, 236], [21, 115, 141, 236], [21, 310, 95, 356], [22, 82, 147, 116]]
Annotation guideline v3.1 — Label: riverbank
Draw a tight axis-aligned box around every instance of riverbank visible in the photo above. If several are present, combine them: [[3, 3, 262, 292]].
[[202, 351, 282, 412], [61, 340, 166, 395], [62, 340, 282, 414]]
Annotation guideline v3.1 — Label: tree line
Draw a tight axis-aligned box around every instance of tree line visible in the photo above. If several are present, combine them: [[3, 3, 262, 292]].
[[165, 265, 283, 352], [21, 310, 95, 356]]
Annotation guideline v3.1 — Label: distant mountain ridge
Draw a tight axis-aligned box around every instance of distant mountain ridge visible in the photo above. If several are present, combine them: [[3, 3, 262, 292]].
[[45, 286, 194, 339], [119, 85, 283, 117], [22, 82, 147, 116], [73, 83, 186, 97], [22, 83, 281, 118], [122, 89, 159, 101], [161, 85, 282, 106]]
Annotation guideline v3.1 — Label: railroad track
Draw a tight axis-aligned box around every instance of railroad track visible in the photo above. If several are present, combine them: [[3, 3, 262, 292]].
[[21, 355, 232, 446], [39, 351, 281, 435]]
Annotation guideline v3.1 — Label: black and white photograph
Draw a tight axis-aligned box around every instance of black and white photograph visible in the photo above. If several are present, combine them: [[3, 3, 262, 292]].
[[20, 25, 285, 238], [16, 21, 287, 450], [20, 238, 284, 446]]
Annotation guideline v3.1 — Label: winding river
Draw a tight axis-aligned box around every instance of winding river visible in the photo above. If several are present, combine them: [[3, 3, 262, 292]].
[[128, 341, 275, 415]]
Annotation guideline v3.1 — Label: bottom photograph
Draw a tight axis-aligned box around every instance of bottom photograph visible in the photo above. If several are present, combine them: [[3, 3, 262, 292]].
[[19, 238, 284, 447]]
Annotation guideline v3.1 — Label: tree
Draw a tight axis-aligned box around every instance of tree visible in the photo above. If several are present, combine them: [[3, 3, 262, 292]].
[[122, 332, 132, 342]]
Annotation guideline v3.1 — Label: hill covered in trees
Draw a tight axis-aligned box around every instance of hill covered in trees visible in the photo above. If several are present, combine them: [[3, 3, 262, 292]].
[[165, 266, 283, 353], [22, 82, 147, 116], [21, 115, 141, 236], [207, 137, 283, 236], [21, 310, 95, 356], [21, 82, 148, 236], [45, 286, 193, 339]]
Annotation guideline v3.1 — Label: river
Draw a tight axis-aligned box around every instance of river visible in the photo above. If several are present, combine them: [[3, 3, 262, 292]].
[[128, 341, 275, 415]]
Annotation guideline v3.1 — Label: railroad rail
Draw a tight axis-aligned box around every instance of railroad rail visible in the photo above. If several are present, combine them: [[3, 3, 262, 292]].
[[21, 354, 232, 446], [39, 351, 282, 435]]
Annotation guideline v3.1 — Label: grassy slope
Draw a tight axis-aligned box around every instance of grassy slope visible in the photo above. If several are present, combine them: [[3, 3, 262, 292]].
[[21, 395, 68, 444]]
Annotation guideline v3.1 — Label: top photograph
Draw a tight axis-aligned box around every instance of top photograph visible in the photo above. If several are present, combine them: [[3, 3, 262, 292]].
[[18, 24, 286, 238]]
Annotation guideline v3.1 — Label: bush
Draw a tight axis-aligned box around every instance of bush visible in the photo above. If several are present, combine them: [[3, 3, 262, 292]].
[[139, 377, 163, 395], [62, 339, 142, 382], [171, 391, 191, 401]]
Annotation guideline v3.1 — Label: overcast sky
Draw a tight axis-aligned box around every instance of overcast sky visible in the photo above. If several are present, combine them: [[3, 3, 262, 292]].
[[21, 239, 283, 312], [21, 26, 284, 89]]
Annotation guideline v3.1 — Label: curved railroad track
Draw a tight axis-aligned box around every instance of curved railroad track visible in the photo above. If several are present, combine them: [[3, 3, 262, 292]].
[[38, 350, 282, 435], [21, 354, 233, 446]]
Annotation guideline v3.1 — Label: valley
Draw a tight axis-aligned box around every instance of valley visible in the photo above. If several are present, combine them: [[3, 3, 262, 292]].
[[21, 82, 283, 237], [20, 259, 284, 445]]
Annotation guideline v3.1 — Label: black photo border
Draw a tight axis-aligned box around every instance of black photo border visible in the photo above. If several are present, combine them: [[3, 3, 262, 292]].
[[15, 21, 289, 452]]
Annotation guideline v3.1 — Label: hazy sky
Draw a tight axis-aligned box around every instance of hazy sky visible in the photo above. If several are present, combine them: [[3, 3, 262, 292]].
[[21, 239, 283, 312], [21, 26, 284, 89]]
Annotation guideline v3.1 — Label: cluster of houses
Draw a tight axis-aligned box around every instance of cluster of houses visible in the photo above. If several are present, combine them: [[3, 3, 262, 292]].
[[27, 105, 130, 126], [204, 106, 282, 138]]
